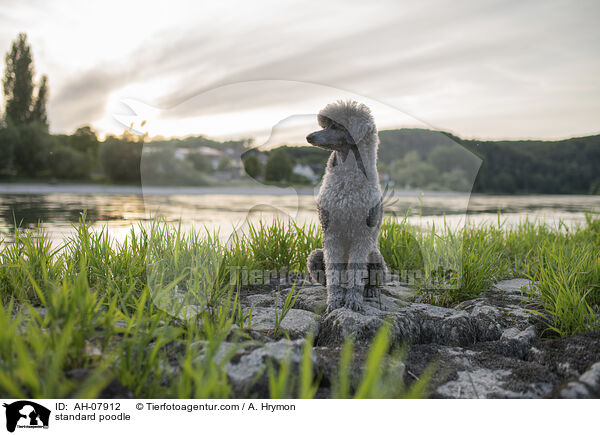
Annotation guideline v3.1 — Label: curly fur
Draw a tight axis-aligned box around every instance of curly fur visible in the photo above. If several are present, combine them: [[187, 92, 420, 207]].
[[306, 100, 387, 312]]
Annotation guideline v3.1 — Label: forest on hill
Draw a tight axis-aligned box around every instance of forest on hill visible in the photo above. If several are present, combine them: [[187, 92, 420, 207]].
[[284, 129, 600, 194], [2, 33, 598, 194]]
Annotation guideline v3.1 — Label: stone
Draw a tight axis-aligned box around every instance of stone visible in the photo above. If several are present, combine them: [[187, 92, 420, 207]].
[[318, 308, 386, 346], [66, 368, 133, 399], [245, 293, 276, 308], [405, 343, 557, 398], [492, 278, 536, 295], [280, 285, 327, 313], [214, 339, 309, 397], [183, 279, 600, 399], [249, 307, 319, 339], [552, 363, 600, 398]]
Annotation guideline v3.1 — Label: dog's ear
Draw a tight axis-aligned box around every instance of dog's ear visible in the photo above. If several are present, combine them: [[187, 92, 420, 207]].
[[348, 116, 375, 145], [317, 114, 333, 129]]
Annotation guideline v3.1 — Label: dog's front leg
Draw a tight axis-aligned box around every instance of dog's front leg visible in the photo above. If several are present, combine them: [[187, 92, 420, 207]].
[[324, 239, 346, 313], [345, 246, 369, 311], [364, 249, 387, 298]]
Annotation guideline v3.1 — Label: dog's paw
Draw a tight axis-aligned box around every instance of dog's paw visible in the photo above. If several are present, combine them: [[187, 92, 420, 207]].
[[326, 286, 344, 313], [325, 303, 340, 314], [363, 285, 377, 298], [343, 290, 363, 312]]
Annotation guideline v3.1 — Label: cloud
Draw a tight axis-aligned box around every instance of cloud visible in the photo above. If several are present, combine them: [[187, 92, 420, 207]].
[[2, 0, 599, 138]]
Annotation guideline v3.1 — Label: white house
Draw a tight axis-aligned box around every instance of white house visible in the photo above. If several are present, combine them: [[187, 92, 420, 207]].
[[174, 146, 225, 170], [292, 163, 318, 181]]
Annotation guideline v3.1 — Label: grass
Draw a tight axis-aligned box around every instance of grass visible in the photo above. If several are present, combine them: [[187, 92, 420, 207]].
[[0, 213, 598, 398]]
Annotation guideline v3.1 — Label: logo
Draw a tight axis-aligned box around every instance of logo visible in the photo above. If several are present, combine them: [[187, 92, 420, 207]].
[[3, 401, 50, 433]]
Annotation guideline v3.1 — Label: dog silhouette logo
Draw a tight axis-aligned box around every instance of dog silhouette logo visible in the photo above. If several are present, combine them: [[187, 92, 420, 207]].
[[3, 401, 50, 432]]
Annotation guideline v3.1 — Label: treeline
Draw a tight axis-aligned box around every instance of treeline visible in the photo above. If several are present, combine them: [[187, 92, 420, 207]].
[[259, 129, 600, 194], [460, 135, 600, 194], [0, 123, 101, 180], [242, 145, 327, 184], [0, 33, 103, 181], [2, 33, 598, 194], [0, 33, 245, 185], [375, 129, 600, 194]]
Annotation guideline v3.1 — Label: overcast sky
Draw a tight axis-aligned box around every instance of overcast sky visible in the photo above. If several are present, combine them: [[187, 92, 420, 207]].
[[1, 0, 599, 142]]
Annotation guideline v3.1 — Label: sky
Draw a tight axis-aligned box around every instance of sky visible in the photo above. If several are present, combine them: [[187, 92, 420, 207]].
[[1, 0, 599, 143]]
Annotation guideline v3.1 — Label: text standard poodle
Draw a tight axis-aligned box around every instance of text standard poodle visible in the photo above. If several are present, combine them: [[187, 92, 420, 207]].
[[306, 100, 387, 312]]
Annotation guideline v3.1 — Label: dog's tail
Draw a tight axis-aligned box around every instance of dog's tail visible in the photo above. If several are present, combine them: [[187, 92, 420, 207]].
[[307, 249, 326, 286], [381, 183, 397, 209]]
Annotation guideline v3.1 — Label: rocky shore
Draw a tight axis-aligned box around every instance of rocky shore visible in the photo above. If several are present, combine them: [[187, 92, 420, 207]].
[[199, 278, 600, 398]]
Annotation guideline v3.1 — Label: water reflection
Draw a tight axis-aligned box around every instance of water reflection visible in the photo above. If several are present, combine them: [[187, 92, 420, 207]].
[[0, 193, 147, 242], [0, 189, 597, 244]]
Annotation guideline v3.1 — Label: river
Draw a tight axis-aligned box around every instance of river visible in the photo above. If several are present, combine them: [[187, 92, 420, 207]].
[[0, 183, 597, 244]]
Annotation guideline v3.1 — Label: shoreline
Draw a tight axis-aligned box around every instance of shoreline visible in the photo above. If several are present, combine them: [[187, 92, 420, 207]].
[[1, 182, 596, 198], [0, 182, 469, 197]]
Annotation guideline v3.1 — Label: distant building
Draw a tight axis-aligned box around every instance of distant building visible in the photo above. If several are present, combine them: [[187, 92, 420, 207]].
[[379, 172, 394, 186], [308, 163, 324, 178], [174, 146, 224, 170], [244, 148, 268, 165], [293, 163, 319, 182]]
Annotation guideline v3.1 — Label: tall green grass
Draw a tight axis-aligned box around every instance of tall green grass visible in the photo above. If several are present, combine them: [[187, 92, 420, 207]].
[[0, 218, 424, 399], [0, 213, 598, 398], [379, 214, 598, 335], [524, 217, 600, 336]]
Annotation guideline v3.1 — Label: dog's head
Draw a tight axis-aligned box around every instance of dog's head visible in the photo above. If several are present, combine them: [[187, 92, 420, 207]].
[[306, 100, 377, 153]]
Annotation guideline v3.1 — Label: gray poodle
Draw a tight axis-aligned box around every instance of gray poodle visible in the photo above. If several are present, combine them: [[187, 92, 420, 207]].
[[306, 100, 387, 312]]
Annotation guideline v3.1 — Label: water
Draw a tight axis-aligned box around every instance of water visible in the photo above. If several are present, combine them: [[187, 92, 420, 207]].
[[0, 184, 598, 244]]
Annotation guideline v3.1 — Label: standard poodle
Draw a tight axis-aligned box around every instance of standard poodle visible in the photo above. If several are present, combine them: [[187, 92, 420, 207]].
[[306, 100, 387, 312]]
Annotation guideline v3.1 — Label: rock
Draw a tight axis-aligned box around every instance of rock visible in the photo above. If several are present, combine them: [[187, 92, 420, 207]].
[[66, 368, 133, 399], [280, 285, 327, 313], [279, 281, 415, 315], [455, 279, 541, 332], [188, 279, 599, 399], [436, 368, 513, 398], [318, 308, 386, 345], [249, 307, 319, 339], [245, 293, 276, 308], [525, 332, 600, 379], [472, 326, 538, 358], [379, 281, 417, 303], [317, 279, 543, 347], [396, 304, 483, 346], [319, 302, 518, 347], [405, 344, 557, 398], [212, 339, 309, 397], [311, 344, 406, 398], [404, 330, 600, 399], [113, 320, 129, 329], [579, 362, 600, 389], [492, 278, 536, 295], [552, 362, 600, 398]]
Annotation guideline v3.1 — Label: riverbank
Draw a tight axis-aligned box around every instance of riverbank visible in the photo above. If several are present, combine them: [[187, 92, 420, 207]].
[[0, 181, 479, 197], [0, 216, 598, 398]]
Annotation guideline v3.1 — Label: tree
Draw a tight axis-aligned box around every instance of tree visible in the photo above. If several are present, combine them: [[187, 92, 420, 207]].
[[2, 33, 49, 128], [265, 148, 293, 182], [186, 153, 214, 173], [2, 33, 34, 125], [0, 124, 18, 175], [31, 74, 48, 128], [70, 126, 99, 166], [99, 134, 143, 183], [13, 122, 52, 175], [0, 33, 51, 177], [217, 156, 231, 171], [50, 142, 91, 179], [140, 148, 205, 186], [242, 154, 262, 179]]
